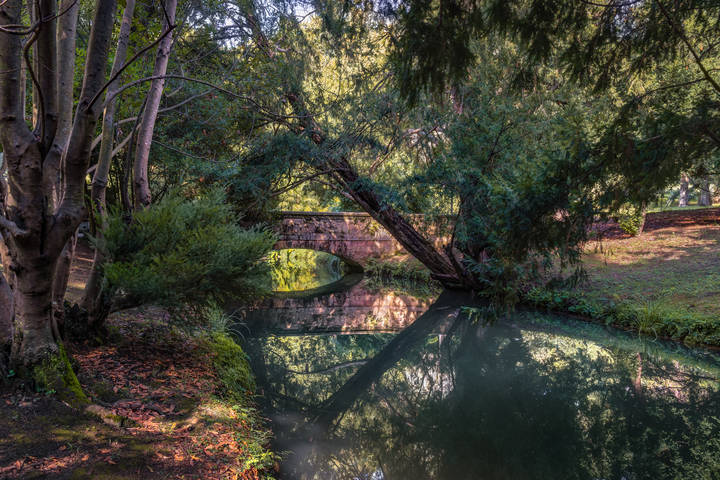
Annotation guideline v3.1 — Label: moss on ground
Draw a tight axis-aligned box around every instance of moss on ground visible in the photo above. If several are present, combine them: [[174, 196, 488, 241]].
[[202, 330, 276, 473], [206, 331, 255, 401]]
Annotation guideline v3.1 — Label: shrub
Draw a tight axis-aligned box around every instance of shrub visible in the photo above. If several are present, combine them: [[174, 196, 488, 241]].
[[615, 204, 645, 236], [96, 189, 276, 312]]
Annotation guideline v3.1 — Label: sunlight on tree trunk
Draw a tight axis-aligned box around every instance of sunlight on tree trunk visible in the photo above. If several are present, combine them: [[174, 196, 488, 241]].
[[133, 0, 177, 210], [679, 173, 689, 207], [83, 0, 137, 315]]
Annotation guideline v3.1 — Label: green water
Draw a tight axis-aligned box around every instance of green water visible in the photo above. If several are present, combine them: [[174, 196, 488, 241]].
[[242, 282, 720, 480]]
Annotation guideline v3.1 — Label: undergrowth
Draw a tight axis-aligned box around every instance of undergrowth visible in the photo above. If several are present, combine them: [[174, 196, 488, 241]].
[[202, 305, 276, 474]]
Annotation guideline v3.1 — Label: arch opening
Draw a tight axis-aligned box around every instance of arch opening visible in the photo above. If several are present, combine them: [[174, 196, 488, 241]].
[[267, 248, 362, 293]]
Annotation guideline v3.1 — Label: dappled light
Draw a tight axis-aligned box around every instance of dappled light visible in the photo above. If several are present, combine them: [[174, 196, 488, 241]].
[[2, 0, 720, 478], [243, 306, 720, 479]]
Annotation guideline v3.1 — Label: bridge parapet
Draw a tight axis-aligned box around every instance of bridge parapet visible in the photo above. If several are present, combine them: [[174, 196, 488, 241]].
[[272, 211, 449, 268]]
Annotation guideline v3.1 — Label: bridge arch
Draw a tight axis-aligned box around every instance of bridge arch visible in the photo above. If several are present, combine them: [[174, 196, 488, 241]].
[[273, 211, 409, 269]]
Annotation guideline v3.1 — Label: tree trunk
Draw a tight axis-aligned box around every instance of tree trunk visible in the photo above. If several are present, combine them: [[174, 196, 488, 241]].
[[133, 0, 177, 210], [83, 0, 137, 313], [330, 155, 459, 282], [48, 0, 81, 327], [678, 173, 689, 207], [0, 0, 118, 372], [242, 9, 461, 286], [284, 91, 459, 285], [10, 252, 57, 365], [698, 178, 713, 206], [0, 267, 12, 348], [52, 235, 76, 328]]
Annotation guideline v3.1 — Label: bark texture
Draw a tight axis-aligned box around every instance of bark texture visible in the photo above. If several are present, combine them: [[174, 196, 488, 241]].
[[679, 173, 689, 207], [133, 0, 177, 210], [83, 0, 137, 313], [698, 178, 713, 206], [0, 0, 118, 367], [0, 268, 12, 347]]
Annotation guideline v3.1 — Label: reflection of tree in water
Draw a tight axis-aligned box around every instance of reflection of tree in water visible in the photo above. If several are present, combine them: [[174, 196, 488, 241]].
[[245, 303, 720, 480], [248, 333, 393, 408], [383, 322, 720, 480]]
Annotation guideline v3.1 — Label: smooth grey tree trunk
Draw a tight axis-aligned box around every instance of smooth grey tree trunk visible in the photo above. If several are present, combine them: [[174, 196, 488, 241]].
[[133, 0, 177, 210], [0, 0, 118, 368], [679, 173, 689, 207], [83, 0, 137, 314], [50, 0, 81, 328]]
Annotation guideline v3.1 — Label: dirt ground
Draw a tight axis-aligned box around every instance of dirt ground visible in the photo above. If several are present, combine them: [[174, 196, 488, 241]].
[[1, 253, 272, 480]]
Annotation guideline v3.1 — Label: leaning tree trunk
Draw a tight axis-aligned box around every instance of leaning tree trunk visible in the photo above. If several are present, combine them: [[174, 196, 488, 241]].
[[82, 0, 137, 315], [0, 0, 117, 376], [133, 0, 177, 210], [679, 173, 689, 207], [285, 90, 460, 285], [243, 10, 461, 287]]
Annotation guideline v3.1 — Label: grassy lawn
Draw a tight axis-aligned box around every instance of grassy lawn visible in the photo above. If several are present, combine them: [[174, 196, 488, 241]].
[[525, 208, 720, 346], [582, 224, 720, 319]]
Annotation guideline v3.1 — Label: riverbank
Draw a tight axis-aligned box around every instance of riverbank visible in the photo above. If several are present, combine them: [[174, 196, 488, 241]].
[[366, 208, 720, 347], [526, 208, 720, 347], [0, 305, 275, 479]]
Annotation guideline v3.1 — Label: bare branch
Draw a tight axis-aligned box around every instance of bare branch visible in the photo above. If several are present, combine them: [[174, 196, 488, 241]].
[[0, 214, 28, 237], [105, 74, 299, 121], [86, 25, 176, 112]]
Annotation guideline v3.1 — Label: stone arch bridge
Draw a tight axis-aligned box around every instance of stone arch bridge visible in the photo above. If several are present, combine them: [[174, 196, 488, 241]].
[[273, 211, 449, 268]]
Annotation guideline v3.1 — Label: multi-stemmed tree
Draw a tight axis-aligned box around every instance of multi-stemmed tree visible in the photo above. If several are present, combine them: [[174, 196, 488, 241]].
[[0, 0, 119, 380], [0, 0, 185, 392]]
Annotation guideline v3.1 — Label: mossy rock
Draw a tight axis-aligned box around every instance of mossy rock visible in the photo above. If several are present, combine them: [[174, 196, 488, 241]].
[[206, 332, 255, 402], [32, 344, 89, 407]]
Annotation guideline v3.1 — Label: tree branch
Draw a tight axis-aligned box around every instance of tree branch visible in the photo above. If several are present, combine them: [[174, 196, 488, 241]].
[[656, 0, 720, 95], [0, 214, 28, 237], [86, 24, 176, 112]]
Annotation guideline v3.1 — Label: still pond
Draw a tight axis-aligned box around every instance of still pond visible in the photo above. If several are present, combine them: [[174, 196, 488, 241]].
[[239, 251, 720, 480]]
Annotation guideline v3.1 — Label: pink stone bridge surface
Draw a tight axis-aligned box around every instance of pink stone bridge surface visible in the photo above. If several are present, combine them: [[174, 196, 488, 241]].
[[273, 211, 449, 267]]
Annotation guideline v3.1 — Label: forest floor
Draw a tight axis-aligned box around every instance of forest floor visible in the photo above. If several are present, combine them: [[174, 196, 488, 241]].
[[527, 207, 720, 346], [0, 249, 276, 479]]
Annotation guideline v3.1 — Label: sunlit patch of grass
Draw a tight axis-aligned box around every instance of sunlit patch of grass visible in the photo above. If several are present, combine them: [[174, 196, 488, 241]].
[[525, 223, 720, 345], [580, 225, 720, 320]]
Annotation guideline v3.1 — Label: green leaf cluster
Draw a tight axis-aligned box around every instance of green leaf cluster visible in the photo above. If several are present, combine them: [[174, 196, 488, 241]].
[[96, 188, 276, 309]]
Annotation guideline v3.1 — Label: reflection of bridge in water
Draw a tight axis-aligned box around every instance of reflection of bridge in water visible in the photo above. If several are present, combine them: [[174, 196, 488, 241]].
[[244, 276, 450, 335], [273, 211, 449, 268]]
